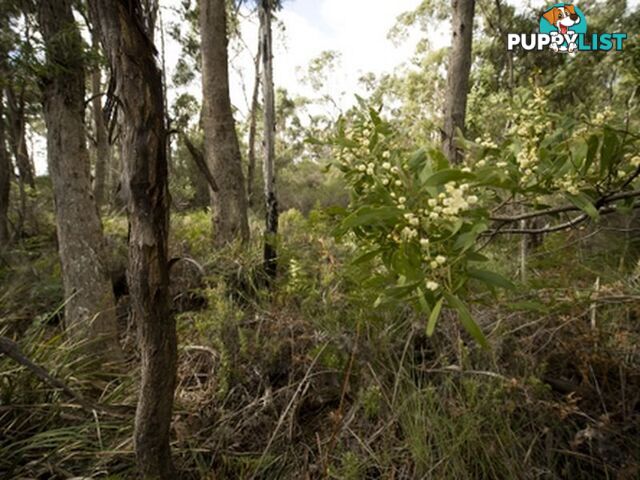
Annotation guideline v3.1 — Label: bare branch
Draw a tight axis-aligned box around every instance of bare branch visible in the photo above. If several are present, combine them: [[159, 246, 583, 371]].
[[181, 133, 219, 193], [490, 189, 640, 223], [487, 202, 639, 235]]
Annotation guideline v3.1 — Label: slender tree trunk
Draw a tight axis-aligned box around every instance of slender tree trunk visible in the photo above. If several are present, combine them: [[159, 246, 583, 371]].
[[5, 86, 35, 188], [91, 29, 110, 209], [442, 0, 475, 165], [0, 93, 10, 246], [159, 8, 172, 176], [0, 26, 10, 246], [89, 0, 176, 477], [260, 0, 278, 281], [200, 0, 250, 246], [37, 0, 122, 360], [247, 32, 262, 209]]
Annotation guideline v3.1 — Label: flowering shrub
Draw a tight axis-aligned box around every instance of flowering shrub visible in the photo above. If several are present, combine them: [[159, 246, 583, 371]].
[[328, 101, 639, 346]]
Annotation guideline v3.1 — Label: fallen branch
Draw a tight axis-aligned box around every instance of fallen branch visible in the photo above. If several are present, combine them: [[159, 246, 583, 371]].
[[0, 336, 133, 418]]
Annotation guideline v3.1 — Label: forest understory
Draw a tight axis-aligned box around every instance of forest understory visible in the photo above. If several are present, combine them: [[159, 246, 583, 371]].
[[1, 194, 639, 479]]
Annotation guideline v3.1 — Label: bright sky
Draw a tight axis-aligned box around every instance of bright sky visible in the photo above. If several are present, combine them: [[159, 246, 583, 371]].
[[161, 0, 431, 120]]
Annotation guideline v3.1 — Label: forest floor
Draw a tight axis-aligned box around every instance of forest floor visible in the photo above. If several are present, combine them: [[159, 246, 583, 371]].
[[1, 188, 639, 479]]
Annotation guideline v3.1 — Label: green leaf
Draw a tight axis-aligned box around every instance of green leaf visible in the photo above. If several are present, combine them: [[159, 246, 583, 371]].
[[584, 134, 600, 174], [335, 206, 401, 236], [600, 127, 620, 175], [428, 147, 450, 171], [408, 148, 428, 172], [305, 136, 324, 146], [369, 107, 383, 127], [468, 269, 515, 290], [453, 222, 488, 251], [566, 192, 599, 220], [571, 138, 588, 161], [416, 287, 431, 313], [444, 293, 489, 349], [352, 248, 382, 266], [426, 297, 443, 337], [423, 169, 474, 188], [466, 252, 489, 263]]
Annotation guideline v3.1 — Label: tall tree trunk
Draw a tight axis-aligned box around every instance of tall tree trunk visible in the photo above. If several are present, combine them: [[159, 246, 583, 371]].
[[0, 93, 10, 246], [247, 32, 262, 209], [260, 0, 278, 281], [442, 0, 475, 165], [0, 24, 11, 246], [91, 29, 110, 209], [200, 0, 250, 246], [5, 86, 35, 188], [37, 0, 122, 359], [89, 0, 176, 477]]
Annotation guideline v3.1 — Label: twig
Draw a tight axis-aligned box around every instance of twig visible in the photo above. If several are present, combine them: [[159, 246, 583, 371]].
[[488, 201, 640, 235], [416, 365, 510, 382]]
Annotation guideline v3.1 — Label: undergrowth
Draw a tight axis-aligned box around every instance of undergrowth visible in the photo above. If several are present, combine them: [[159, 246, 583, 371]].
[[1, 207, 639, 479]]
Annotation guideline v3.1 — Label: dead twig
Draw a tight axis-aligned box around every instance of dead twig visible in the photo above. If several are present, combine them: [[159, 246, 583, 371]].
[[0, 336, 133, 418]]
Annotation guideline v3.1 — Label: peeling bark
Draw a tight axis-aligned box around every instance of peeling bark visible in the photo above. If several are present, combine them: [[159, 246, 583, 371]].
[[200, 0, 250, 246], [88, 0, 176, 477], [37, 0, 122, 360]]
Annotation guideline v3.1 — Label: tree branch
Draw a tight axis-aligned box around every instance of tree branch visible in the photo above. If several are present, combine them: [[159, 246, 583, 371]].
[[487, 203, 639, 235], [181, 133, 219, 193], [490, 189, 640, 223]]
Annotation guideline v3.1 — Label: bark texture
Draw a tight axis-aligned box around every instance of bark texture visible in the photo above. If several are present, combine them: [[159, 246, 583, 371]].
[[5, 86, 35, 189], [200, 0, 250, 246], [260, 0, 278, 281], [442, 0, 475, 165], [0, 25, 10, 245], [247, 33, 262, 208], [0, 92, 10, 245], [37, 0, 122, 358], [88, 0, 176, 477], [91, 28, 110, 209]]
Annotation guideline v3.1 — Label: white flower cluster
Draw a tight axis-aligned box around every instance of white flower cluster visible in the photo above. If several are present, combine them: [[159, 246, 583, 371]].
[[336, 114, 486, 297], [516, 147, 539, 183], [386, 179, 480, 248], [553, 174, 583, 196], [475, 137, 498, 149], [592, 107, 613, 127], [502, 87, 552, 186]]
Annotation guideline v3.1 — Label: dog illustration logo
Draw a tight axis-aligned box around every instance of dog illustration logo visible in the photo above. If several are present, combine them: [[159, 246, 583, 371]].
[[540, 3, 587, 53]]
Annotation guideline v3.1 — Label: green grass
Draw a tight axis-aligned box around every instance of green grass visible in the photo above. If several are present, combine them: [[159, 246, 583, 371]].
[[1, 207, 639, 478]]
